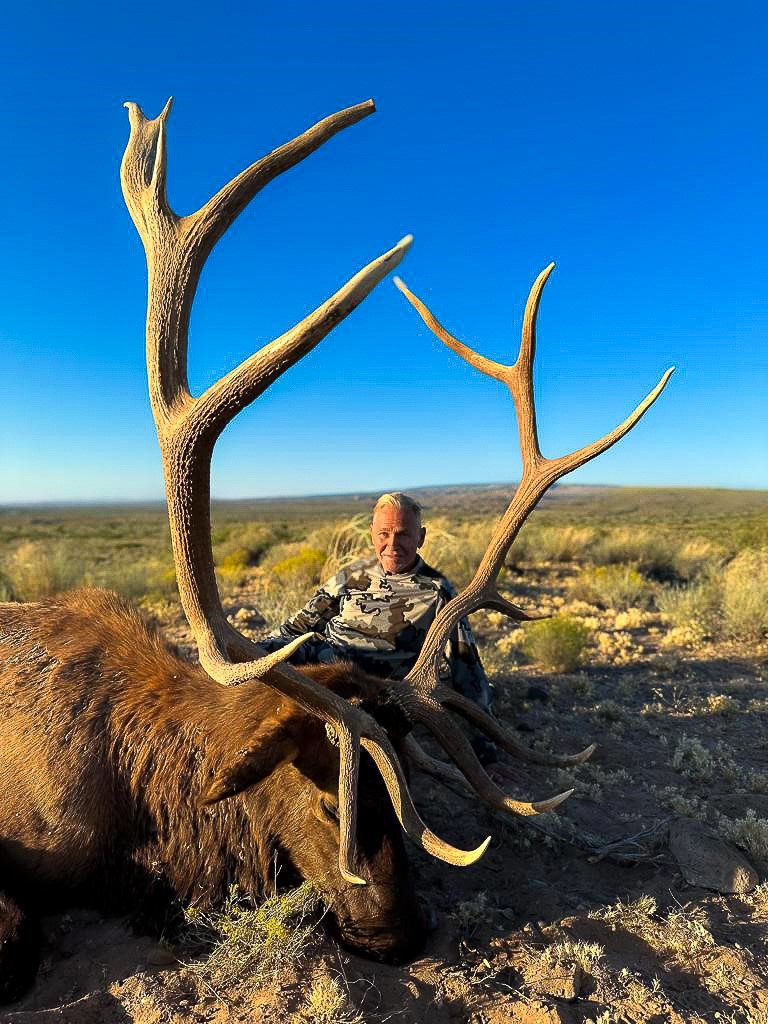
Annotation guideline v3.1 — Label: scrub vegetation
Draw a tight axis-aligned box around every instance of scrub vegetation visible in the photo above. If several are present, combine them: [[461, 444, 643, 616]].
[[2, 482, 768, 1023]]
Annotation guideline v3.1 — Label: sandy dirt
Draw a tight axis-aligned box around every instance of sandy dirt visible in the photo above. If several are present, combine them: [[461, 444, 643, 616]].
[[3, 565, 768, 1024]]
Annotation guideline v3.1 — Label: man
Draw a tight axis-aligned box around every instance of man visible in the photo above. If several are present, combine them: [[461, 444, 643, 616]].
[[259, 492, 499, 767]]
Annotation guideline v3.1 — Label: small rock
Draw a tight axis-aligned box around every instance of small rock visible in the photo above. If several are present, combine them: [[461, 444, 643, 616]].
[[146, 944, 178, 966], [669, 817, 759, 894], [227, 606, 266, 628], [524, 961, 582, 1001]]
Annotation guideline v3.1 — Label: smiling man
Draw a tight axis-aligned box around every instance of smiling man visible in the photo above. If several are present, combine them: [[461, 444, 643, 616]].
[[258, 492, 498, 766]]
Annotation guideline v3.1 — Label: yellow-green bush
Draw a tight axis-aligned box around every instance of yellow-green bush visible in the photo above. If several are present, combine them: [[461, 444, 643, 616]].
[[719, 810, 768, 862], [673, 537, 725, 581], [297, 976, 363, 1024], [657, 549, 768, 642], [213, 523, 278, 573], [271, 547, 327, 588], [570, 563, 652, 610], [182, 883, 318, 989], [216, 546, 253, 584], [521, 616, 590, 673], [0, 570, 16, 601]]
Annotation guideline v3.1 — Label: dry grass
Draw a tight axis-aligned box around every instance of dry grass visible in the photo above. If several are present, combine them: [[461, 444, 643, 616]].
[[722, 548, 768, 640], [319, 516, 371, 579], [532, 525, 597, 563], [296, 976, 364, 1024], [718, 811, 768, 863], [656, 548, 768, 644], [539, 938, 605, 974], [591, 895, 716, 971], [588, 527, 677, 580], [450, 891, 491, 937], [657, 573, 721, 638], [421, 517, 498, 587], [1, 540, 85, 600]]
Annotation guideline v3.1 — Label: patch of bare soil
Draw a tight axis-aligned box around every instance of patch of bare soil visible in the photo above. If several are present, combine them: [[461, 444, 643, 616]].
[[4, 566, 768, 1023]]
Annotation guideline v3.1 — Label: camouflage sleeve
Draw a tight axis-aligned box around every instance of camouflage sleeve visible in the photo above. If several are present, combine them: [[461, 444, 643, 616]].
[[437, 579, 498, 766], [260, 565, 347, 645]]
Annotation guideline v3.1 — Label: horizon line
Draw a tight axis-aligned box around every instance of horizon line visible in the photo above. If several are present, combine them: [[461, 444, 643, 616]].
[[1, 480, 766, 510]]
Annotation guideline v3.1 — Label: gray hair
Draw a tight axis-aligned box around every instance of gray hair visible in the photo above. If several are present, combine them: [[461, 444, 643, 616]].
[[372, 492, 423, 524]]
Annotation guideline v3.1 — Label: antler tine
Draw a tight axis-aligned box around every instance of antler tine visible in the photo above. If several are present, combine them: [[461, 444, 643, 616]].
[[439, 688, 596, 767], [121, 97, 499, 881], [189, 100, 376, 258], [400, 692, 574, 817], [393, 276, 510, 383], [391, 266, 673, 805], [336, 726, 365, 885], [360, 735, 491, 865]]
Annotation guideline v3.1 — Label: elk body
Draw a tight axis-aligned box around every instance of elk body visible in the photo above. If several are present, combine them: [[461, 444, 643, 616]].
[[0, 589, 423, 1000], [0, 96, 672, 1001]]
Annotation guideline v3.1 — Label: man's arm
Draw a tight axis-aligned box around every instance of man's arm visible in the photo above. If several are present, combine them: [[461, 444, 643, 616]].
[[264, 587, 340, 641], [259, 566, 347, 648]]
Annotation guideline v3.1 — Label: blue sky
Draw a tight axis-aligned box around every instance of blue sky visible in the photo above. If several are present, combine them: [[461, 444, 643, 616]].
[[0, 1, 766, 502]]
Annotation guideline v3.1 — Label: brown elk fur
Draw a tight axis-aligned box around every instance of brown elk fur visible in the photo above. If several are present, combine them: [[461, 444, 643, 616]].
[[0, 589, 424, 999]]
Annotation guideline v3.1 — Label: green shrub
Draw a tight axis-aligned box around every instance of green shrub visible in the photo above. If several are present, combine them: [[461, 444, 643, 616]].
[[182, 883, 319, 990], [521, 616, 590, 673], [722, 548, 768, 640], [569, 563, 652, 610], [719, 810, 768, 862], [213, 523, 277, 573]]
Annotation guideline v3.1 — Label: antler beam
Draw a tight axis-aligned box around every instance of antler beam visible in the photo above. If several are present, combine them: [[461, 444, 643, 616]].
[[392, 267, 673, 807], [121, 98, 496, 884]]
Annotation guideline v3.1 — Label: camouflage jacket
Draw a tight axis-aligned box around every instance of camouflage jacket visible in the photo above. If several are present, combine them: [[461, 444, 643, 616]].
[[260, 556, 493, 713]]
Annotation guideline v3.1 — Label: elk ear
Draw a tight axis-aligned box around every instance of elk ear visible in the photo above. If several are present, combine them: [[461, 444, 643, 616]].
[[201, 719, 299, 805]]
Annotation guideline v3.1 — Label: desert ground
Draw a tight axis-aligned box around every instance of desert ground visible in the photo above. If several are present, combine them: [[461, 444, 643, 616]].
[[1, 484, 767, 1024]]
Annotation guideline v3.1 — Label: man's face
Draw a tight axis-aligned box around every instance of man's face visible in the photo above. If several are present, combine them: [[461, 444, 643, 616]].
[[371, 506, 426, 575]]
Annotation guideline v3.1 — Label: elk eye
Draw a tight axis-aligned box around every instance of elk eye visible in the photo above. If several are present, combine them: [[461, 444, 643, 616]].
[[319, 796, 340, 824]]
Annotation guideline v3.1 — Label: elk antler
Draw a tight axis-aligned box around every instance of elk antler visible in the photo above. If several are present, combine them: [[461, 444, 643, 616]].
[[120, 98, 495, 885], [392, 266, 673, 810]]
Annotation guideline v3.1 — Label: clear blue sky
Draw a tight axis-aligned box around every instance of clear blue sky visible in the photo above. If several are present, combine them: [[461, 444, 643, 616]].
[[1, 1, 766, 502]]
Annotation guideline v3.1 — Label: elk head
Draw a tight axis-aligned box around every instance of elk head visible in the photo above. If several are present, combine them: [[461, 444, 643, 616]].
[[120, 97, 672, 897], [201, 662, 425, 962]]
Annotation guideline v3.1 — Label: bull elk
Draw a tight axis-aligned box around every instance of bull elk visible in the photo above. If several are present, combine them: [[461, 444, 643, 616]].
[[0, 97, 672, 1002]]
